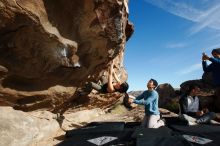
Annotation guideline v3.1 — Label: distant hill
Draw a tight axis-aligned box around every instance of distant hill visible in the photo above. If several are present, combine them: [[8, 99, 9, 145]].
[[128, 90, 144, 97], [129, 87, 180, 97]]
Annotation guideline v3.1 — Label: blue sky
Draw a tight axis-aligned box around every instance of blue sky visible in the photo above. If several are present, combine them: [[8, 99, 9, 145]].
[[124, 0, 220, 91]]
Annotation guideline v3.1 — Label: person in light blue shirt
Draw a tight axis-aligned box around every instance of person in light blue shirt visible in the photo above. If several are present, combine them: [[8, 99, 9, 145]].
[[129, 79, 165, 128]]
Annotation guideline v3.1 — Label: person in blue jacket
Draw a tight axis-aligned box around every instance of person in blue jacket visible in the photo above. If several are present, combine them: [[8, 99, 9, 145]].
[[202, 48, 220, 86], [202, 48, 220, 111], [129, 79, 165, 128]]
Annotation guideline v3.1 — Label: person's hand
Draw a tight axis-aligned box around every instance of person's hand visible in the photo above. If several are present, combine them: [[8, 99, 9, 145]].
[[130, 103, 137, 108], [128, 98, 134, 104], [202, 53, 210, 61], [196, 111, 204, 116], [202, 108, 209, 113]]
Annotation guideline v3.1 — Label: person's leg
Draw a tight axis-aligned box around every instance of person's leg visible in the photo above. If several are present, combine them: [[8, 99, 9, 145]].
[[156, 119, 165, 128], [85, 82, 102, 92], [196, 112, 216, 124], [147, 115, 164, 128], [179, 114, 197, 125], [152, 115, 165, 128]]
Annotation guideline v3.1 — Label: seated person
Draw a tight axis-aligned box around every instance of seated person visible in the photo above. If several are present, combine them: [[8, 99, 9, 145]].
[[86, 61, 129, 94], [179, 84, 216, 125]]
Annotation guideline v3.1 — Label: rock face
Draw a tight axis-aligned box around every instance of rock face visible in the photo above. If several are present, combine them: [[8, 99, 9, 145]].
[[180, 79, 214, 94], [156, 83, 179, 113], [180, 79, 217, 111], [0, 0, 133, 111], [156, 83, 176, 107]]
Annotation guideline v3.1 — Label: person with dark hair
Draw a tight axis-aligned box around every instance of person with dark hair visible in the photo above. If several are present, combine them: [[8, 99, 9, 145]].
[[202, 48, 220, 111], [85, 61, 129, 94], [179, 84, 216, 125], [128, 79, 165, 128], [202, 48, 220, 87]]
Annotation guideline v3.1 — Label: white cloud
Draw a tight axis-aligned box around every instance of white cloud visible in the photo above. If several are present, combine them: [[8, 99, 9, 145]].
[[176, 63, 201, 75], [166, 43, 187, 49], [144, 0, 220, 34], [144, 0, 201, 21], [189, 4, 220, 35], [204, 43, 220, 52], [212, 33, 220, 40]]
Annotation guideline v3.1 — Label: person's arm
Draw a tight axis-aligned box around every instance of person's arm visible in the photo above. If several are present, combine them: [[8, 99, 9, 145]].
[[202, 61, 213, 72], [135, 91, 145, 100], [202, 53, 213, 72], [107, 62, 115, 93], [202, 53, 211, 72], [209, 57, 220, 64], [196, 99, 204, 116], [129, 92, 144, 104], [133, 91, 157, 105], [198, 98, 202, 111], [113, 69, 121, 84]]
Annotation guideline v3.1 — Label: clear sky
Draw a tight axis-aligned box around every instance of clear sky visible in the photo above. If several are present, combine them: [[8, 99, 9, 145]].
[[124, 0, 220, 91]]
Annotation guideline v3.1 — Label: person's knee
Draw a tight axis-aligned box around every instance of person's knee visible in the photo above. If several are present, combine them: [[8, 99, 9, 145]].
[[209, 112, 216, 119], [179, 114, 187, 120], [197, 112, 216, 124]]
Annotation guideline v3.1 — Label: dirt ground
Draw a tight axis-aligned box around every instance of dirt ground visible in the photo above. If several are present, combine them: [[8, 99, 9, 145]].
[[31, 102, 178, 146]]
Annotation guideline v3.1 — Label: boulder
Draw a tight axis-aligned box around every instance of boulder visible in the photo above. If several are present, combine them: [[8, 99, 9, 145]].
[[156, 83, 176, 107], [0, 0, 133, 111], [0, 107, 59, 146], [180, 79, 214, 94], [180, 80, 217, 111]]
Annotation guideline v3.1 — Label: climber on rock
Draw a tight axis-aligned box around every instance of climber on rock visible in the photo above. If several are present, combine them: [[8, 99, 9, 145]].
[[85, 60, 129, 94]]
